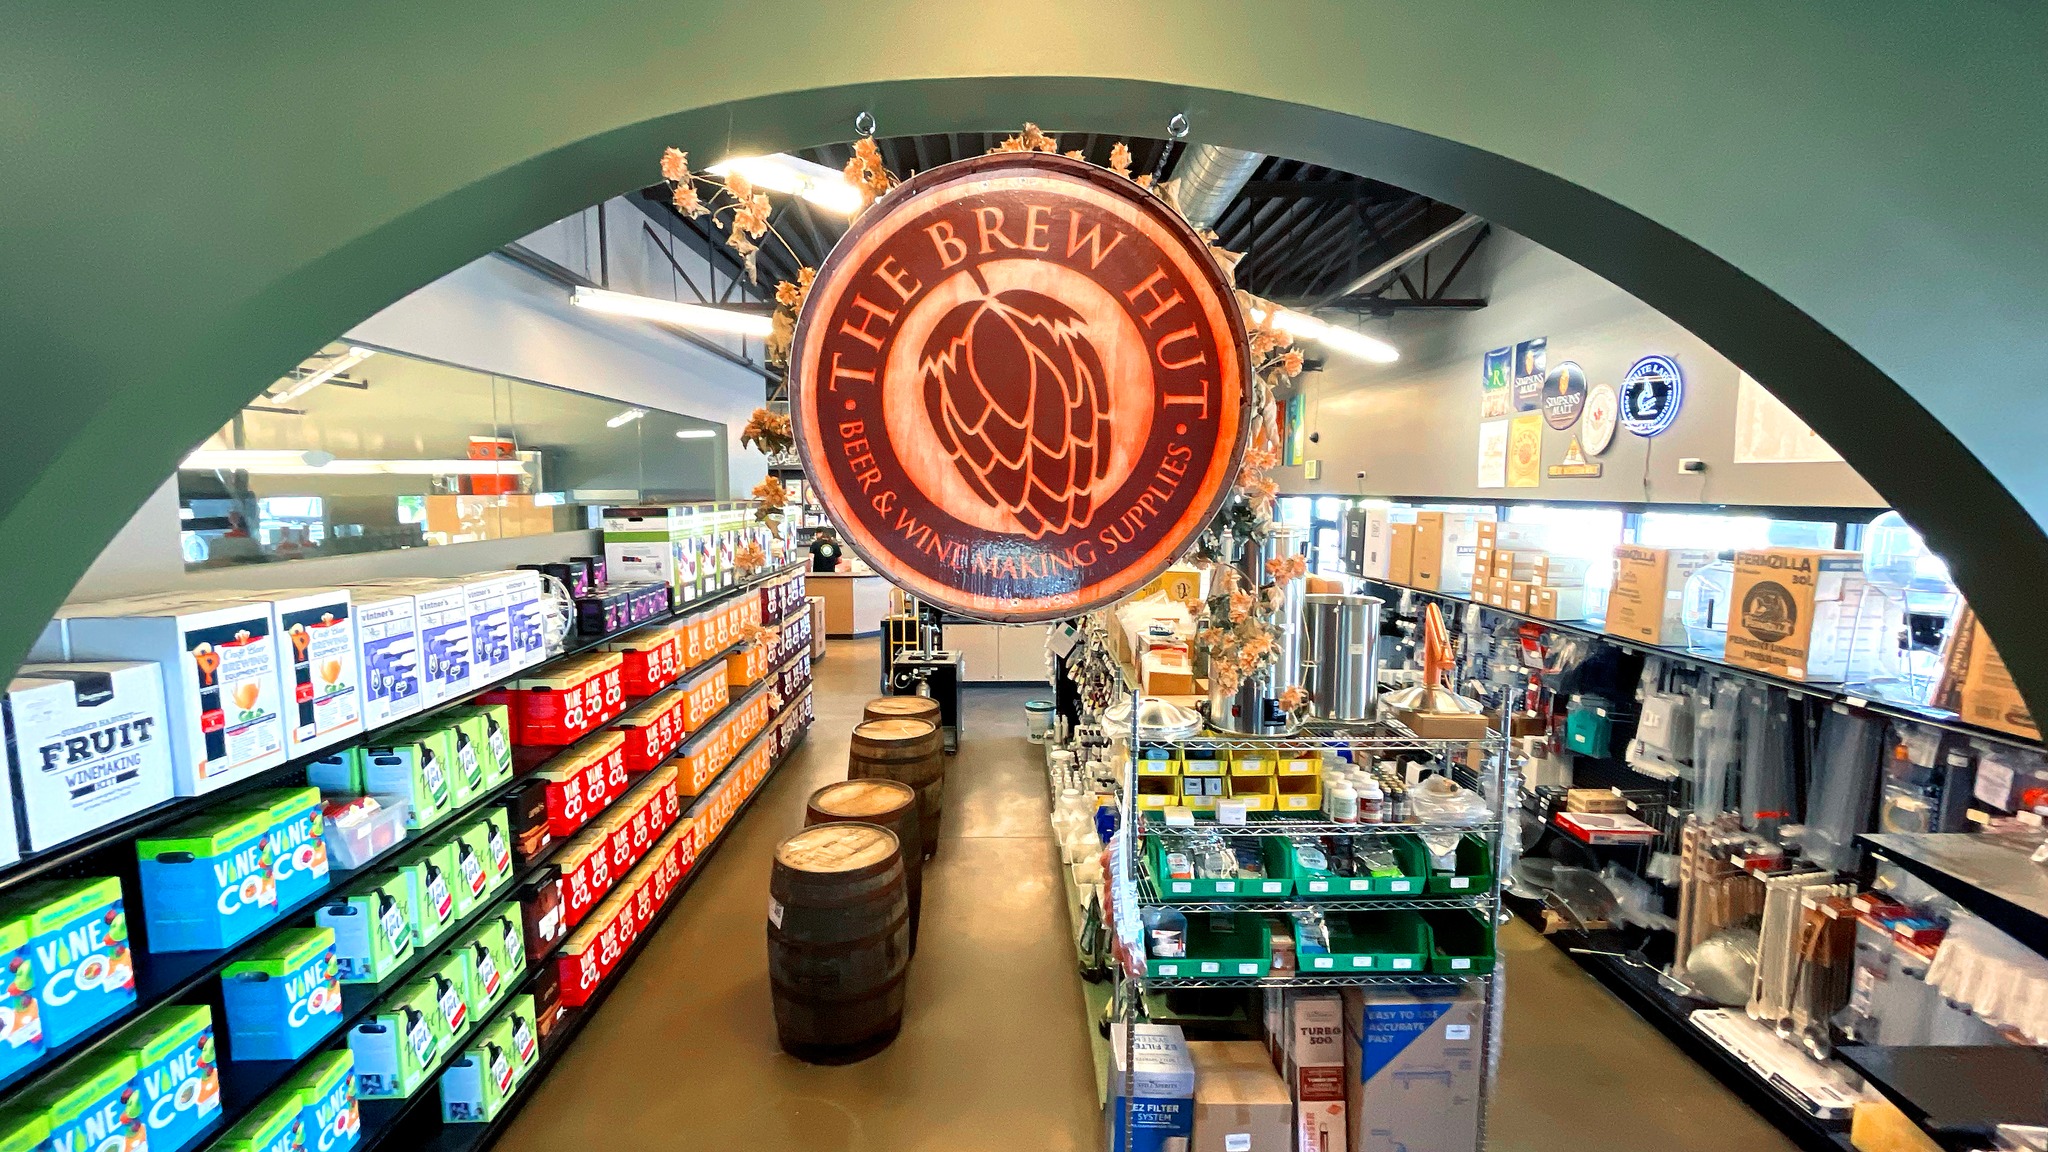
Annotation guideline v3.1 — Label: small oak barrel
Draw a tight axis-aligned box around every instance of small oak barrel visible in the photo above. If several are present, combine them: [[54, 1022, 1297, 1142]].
[[806, 779, 924, 950], [767, 823, 909, 1063], [848, 718, 945, 859], [863, 695, 941, 730]]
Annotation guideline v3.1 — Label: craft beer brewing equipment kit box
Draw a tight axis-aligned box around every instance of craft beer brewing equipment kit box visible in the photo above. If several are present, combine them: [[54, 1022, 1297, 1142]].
[[260, 589, 364, 758], [60, 599, 287, 794], [1724, 548, 1881, 682], [1604, 546, 1715, 647]]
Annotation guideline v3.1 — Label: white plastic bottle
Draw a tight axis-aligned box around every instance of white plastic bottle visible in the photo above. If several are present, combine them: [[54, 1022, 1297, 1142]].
[[1357, 780, 1385, 824], [1330, 782, 1359, 824]]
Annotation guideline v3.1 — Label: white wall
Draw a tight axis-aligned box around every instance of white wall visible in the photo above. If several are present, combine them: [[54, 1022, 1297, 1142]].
[[1280, 230, 1885, 508]]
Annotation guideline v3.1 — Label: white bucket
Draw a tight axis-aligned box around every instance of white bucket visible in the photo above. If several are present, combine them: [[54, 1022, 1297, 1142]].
[[1025, 699, 1055, 743]]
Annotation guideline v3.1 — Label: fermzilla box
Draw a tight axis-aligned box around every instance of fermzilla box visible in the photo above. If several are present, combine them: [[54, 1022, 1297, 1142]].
[[5, 662, 175, 854], [1106, 1023, 1195, 1152], [62, 600, 287, 794]]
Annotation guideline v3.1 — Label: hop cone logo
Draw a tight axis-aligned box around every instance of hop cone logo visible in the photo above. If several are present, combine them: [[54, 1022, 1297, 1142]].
[[919, 288, 1112, 539]]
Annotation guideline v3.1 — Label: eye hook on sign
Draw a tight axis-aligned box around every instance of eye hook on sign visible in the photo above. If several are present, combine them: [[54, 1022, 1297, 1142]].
[[854, 111, 877, 136]]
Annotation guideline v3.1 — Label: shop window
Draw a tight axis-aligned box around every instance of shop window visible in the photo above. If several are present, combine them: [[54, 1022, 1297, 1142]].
[[1634, 511, 1837, 551]]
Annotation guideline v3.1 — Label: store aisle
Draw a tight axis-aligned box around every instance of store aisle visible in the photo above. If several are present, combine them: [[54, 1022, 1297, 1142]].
[[495, 646, 1101, 1152], [1489, 923, 1801, 1152], [495, 645, 1795, 1152]]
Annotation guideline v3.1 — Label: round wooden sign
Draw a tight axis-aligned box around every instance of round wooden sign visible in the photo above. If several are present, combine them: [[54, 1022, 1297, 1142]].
[[790, 152, 1250, 621]]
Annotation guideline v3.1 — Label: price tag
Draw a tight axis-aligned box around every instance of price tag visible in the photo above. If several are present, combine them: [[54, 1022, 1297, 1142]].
[[1200, 961, 1221, 974], [767, 899, 784, 929], [1452, 958, 1472, 970], [1157, 963, 1179, 977], [1215, 880, 1237, 893], [1446, 1024, 1473, 1040], [1226, 1136, 1253, 1152], [1309, 881, 1330, 893], [1391, 958, 1413, 970], [1237, 962, 1259, 975], [1172, 881, 1192, 894], [1450, 877, 1471, 890]]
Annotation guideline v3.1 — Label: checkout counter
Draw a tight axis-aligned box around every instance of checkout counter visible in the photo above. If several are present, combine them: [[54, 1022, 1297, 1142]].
[[810, 569, 892, 636]]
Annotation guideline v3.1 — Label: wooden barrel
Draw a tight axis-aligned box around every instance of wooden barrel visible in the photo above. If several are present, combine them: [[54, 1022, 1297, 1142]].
[[863, 695, 941, 730], [848, 718, 944, 860], [767, 823, 909, 1063], [806, 780, 923, 951]]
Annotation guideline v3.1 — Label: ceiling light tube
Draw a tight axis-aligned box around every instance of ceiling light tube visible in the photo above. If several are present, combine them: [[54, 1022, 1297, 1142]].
[[1249, 306, 1399, 364], [180, 449, 527, 477], [272, 346, 375, 403], [571, 286, 775, 337], [674, 429, 717, 440], [607, 408, 648, 428], [706, 153, 865, 216]]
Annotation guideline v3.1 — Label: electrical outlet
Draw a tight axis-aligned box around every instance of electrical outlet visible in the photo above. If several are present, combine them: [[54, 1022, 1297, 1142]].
[[1678, 458, 1706, 473], [1304, 460, 1321, 480]]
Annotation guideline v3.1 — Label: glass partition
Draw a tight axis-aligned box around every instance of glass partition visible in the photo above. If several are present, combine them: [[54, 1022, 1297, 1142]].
[[178, 344, 726, 568]]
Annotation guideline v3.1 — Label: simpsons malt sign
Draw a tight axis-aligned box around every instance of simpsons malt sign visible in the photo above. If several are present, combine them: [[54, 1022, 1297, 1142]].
[[790, 152, 1250, 621]]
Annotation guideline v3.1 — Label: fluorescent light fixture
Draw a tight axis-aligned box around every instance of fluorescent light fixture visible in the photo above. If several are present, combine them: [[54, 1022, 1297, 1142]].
[[570, 286, 774, 337], [675, 429, 717, 440], [706, 153, 864, 216], [180, 449, 526, 477], [1249, 306, 1399, 364], [607, 408, 648, 428], [271, 346, 375, 402]]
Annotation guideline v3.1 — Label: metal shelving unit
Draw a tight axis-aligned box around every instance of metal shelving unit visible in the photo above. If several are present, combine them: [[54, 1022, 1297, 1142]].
[[1105, 670, 1512, 1148]]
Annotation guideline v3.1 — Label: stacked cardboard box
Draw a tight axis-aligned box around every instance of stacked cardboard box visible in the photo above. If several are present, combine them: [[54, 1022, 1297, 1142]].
[[1342, 986, 1485, 1152]]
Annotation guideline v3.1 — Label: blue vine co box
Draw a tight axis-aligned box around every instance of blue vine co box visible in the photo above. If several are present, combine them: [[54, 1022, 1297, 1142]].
[[118, 1002, 221, 1152], [136, 808, 277, 952], [1106, 1023, 1194, 1152], [1, 877, 134, 1046], [0, 916, 45, 1081], [220, 928, 342, 1061], [282, 1050, 360, 1152], [230, 787, 332, 910]]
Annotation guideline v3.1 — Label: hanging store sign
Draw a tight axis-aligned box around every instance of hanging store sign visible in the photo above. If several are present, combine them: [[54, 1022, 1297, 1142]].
[[789, 152, 1250, 622], [1511, 338, 1547, 412], [1541, 361, 1589, 430], [1620, 354, 1684, 437], [1581, 383, 1619, 455]]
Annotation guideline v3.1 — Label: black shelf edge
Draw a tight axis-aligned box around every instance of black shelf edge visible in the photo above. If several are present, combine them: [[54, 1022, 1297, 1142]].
[[1858, 832, 2048, 959], [0, 564, 804, 900], [368, 723, 808, 1152], [1506, 898, 1854, 1152], [1836, 1043, 2048, 1150], [1359, 576, 2044, 753]]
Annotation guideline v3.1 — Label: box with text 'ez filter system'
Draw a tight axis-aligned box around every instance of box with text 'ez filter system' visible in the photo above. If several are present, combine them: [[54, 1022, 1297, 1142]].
[[1106, 1023, 1195, 1152], [1344, 985, 1484, 1152]]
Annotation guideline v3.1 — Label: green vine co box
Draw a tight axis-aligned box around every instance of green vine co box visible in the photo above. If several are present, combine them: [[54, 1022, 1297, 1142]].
[[348, 983, 441, 1100], [317, 875, 415, 984]]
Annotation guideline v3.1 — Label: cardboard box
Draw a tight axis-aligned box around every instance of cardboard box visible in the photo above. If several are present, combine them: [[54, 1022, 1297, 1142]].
[[1723, 548, 1880, 682], [1142, 650, 1200, 696], [1939, 608, 2040, 739], [1188, 1041, 1292, 1152], [1107, 1024, 1194, 1152], [5, 662, 174, 854], [1410, 512, 1485, 594], [1506, 581, 1531, 614], [262, 589, 363, 759], [1604, 546, 1715, 646], [1530, 554, 1594, 587], [1387, 524, 1417, 585], [1344, 987, 1484, 1152], [1278, 993, 1348, 1152], [1487, 576, 1510, 607], [1351, 507, 1393, 580], [353, 589, 422, 729]]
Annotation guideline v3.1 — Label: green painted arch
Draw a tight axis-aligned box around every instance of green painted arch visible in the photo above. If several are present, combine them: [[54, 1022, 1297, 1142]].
[[5, 3, 2047, 719]]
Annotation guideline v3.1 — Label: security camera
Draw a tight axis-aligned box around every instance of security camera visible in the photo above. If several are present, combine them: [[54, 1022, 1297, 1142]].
[[1354, 471, 1367, 480], [1308, 432, 1320, 444]]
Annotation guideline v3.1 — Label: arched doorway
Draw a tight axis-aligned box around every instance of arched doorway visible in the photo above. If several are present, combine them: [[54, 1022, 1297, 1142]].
[[7, 5, 2046, 710]]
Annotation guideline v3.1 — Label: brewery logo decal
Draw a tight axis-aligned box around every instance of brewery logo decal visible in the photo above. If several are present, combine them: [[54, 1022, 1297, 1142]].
[[1511, 338, 1547, 412], [1620, 354, 1684, 437], [1541, 360, 1589, 430], [1740, 581, 1798, 644], [790, 152, 1249, 621], [1581, 383, 1619, 455], [1546, 436, 1603, 478]]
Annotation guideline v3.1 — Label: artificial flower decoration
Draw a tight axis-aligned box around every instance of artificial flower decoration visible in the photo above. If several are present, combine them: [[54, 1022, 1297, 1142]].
[[739, 407, 794, 455], [735, 540, 767, 573]]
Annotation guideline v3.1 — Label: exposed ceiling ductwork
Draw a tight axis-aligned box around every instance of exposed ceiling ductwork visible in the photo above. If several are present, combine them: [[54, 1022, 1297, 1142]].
[[1305, 212, 1485, 309], [1166, 144, 1265, 232]]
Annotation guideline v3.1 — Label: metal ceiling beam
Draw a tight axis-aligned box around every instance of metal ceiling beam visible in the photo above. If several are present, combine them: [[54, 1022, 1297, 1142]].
[[1303, 211, 1485, 308]]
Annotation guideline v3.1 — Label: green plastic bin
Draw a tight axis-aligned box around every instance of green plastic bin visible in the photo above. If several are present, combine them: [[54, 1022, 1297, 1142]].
[[1145, 914, 1273, 980], [1298, 911, 1430, 973], [1365, 835, 1431, 896], [1423, 836, 1495, 895], [1285, 838, 1373, 898], [1422, 910, 1497, 974], [1146, 836, 1292, 901]]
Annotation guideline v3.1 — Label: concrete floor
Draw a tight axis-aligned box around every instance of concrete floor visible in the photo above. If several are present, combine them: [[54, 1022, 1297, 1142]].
[[495, 646, 1797, 1152]]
